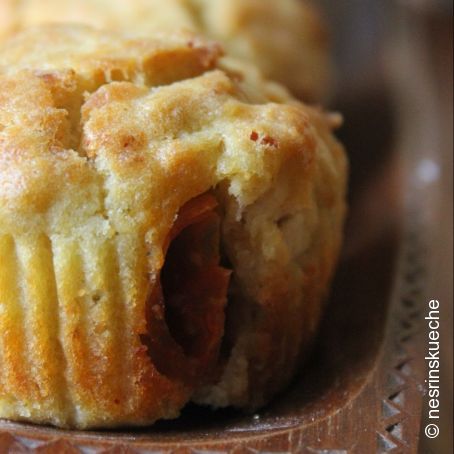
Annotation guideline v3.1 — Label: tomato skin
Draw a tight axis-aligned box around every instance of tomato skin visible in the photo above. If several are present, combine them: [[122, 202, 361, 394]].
[[143, 193, 230, 386]]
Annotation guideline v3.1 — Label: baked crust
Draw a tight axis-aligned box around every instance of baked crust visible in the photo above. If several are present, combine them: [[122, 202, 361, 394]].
[[0, 25, 347, 428], [0, 0, 332, 101]]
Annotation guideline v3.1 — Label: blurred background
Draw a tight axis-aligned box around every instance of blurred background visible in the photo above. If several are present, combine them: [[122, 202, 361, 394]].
[[317, 0, 453, 452]]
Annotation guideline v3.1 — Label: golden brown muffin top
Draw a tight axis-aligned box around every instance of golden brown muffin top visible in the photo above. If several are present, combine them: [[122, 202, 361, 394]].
[[0, 24, 344, 259]]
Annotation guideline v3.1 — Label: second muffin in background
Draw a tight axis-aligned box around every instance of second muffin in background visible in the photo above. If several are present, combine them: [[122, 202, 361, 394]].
[[0, 0, 332, 102]]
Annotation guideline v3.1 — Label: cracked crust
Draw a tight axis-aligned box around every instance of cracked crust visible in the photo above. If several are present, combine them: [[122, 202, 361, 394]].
[[0, 25, 347, 429], [0, 0, 332, 101]]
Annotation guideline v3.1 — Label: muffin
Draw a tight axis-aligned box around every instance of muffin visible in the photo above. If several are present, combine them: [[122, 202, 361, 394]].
[[0, 0, 332, 102], [0, 24, 347, 429]]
